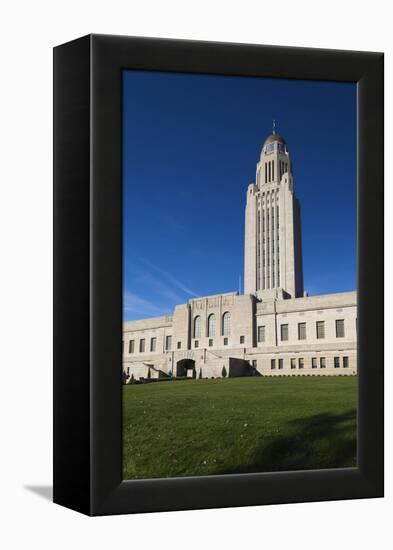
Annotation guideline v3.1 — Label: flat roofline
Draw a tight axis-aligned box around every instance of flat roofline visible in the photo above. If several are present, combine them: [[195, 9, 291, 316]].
[[123, 314, 173, 331], [188, 290, 238, 302]]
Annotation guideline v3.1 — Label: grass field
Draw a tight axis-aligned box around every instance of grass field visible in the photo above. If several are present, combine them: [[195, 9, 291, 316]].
[[123, 376, 357, 480]]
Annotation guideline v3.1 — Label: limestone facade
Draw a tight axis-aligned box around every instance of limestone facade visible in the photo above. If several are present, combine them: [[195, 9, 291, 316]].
[[244, 132, 303, 299], [123, 129, 357, 381]]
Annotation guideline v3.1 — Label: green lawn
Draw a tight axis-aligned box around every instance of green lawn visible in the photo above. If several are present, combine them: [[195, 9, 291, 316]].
[[123, 376, 357, 480]]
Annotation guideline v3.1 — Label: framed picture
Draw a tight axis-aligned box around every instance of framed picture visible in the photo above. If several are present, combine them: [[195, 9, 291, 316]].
[[53, 34, 384, 516]]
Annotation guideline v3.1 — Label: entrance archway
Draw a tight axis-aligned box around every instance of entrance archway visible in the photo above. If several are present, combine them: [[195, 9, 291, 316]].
[[176, 358, 196, 378]]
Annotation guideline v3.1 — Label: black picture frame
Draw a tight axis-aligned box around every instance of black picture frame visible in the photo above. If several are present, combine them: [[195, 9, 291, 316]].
[[53, 34, 384, 516]]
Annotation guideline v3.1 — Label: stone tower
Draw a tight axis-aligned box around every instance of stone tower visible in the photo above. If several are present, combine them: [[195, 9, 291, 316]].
[[244, 125, 304, 299]]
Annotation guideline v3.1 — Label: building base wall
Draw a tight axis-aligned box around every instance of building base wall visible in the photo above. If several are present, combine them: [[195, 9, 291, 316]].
[[123, 347, 357, 381]]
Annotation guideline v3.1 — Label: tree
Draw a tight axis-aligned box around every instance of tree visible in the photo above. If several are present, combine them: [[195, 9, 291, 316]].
[[221, 365, 227, 378]]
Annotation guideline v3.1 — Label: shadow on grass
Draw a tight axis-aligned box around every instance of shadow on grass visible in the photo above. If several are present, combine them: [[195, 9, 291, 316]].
[[216, 409, 357, 475]]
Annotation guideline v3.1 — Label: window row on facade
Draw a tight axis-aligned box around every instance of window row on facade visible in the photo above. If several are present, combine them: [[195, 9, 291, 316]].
[[124, 319, 349, 354], [265, 160, 274, 183], [263, 319, 346, 342], [263, 159, 288, 183], [125, 331, 249, 354], [126, 335, 174, 354], [265, 355, 350, 370], [193, 312, 231, 338], [194, 335, 245, 348]]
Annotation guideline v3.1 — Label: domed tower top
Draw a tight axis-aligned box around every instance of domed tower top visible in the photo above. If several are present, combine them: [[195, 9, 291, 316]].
[[257, 121, 291, 187], [261, 120, 288, 157], [263, 132, 286, 147]]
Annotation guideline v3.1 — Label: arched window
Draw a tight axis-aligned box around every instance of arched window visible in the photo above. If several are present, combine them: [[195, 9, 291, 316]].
[[208, 314, 216, 337], [222, 312, 231, 336], [194, 316, 201, 338]]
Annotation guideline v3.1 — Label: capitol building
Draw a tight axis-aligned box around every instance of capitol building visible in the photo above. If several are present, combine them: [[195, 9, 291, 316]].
[[123, 128, 357, 381]]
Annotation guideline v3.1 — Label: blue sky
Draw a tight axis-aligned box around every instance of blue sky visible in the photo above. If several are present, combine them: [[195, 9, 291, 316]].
[[123, 70, 356, 321]]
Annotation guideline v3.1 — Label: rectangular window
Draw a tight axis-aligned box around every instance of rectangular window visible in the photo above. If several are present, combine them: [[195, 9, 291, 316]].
[[258, 326, 265, 342], [177, 341, 181, 349], [129, 340, 135, 354], [291, 358, 296, 369], [209, 339, 213, 347], [312, 357, 317, 368], [240, 335, 245, 344], [298, 322, 306, 340], [316, 321, 325, 339], [278, 358, 284, 369], [165, 335, 172, 350], [334, 356, 340, 368], [271, 359, 276, 370], [224, 337, 228, 345], [320, 357, 326, 368], [281, 324, 288, 341], [150, 337, 156, 352], [299, 358, 304, 369], [343, 356, 349, 368], [139, 339, 145, 353], [194, 340, 199, 348], [336, 319, 345, 338]]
